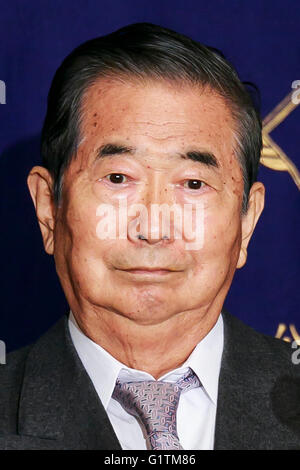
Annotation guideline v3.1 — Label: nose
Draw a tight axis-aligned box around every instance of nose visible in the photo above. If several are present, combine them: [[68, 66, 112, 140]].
[[127, 175, 175, 245]]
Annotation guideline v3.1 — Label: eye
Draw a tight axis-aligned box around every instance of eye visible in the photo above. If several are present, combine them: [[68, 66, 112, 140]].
[[183, 179, 205, 190], [106, 173, 128, 184]]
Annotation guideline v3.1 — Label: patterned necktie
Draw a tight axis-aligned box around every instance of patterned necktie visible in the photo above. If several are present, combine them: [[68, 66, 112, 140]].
[[112, 367, 200, 450]]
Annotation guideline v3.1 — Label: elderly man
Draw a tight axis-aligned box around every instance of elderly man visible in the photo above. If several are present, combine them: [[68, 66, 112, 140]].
[[0, 23, 299, 450]]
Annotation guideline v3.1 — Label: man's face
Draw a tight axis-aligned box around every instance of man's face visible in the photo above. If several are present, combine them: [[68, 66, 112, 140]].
[[37, 79, 263, 325]]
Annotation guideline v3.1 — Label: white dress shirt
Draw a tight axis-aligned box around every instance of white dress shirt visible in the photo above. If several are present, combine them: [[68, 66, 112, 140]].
[[68, 311, 224, 450]]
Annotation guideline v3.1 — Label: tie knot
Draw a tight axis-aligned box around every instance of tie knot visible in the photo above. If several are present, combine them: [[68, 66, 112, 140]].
[[112, 368, 200, 450]]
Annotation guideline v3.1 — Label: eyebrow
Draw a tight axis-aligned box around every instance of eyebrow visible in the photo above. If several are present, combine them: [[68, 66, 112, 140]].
[[94, 143, 219, 169], [180, 150, 219, 169], [96, 143, 136, 159]]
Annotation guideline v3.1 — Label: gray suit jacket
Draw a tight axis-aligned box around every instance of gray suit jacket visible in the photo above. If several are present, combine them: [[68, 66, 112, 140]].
[[0, 310, 299, 450]]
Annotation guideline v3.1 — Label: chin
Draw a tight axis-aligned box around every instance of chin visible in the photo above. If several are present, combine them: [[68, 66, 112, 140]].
[[120, 291, 181, 325], [122, 308, 175, 326]]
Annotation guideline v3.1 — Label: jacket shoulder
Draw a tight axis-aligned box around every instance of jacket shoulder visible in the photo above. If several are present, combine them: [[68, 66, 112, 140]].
[[215, 311, 300, 449], [222, 310, 300, 376], [0, 316, 67, 435]]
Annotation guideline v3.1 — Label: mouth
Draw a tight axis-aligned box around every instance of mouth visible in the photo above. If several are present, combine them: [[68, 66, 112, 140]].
[[119, 267, 182, 276]]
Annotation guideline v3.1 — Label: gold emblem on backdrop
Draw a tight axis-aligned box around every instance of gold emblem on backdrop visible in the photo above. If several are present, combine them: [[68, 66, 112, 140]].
[[261, 90, 299, 340], [275, 323, 300, 345], [261, 90, 300, 189]]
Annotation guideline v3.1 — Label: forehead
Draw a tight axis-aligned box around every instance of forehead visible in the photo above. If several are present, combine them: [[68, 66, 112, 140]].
[[78, 77, 237, 169]]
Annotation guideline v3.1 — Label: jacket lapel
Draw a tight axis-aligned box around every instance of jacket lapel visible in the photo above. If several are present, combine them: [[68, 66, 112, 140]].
[[17, 315, 122, 450]]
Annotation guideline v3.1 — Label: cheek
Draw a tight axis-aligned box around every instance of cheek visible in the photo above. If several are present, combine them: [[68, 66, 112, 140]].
[[187, 210, 241, 296], [59, 197, 111, 266], [197, 208, 241, 261]]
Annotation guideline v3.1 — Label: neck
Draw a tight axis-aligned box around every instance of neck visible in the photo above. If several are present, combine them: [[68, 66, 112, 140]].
[[71, 303, 222, 379]]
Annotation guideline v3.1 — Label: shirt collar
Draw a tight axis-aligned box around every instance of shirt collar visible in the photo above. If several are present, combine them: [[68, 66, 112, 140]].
[[68, 311, 223, 409], [179, 314, 224, 404]]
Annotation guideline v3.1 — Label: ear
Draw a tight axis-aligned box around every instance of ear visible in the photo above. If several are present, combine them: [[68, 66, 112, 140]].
[[237, 181, 265, 269], [27, 166, 56, 255]]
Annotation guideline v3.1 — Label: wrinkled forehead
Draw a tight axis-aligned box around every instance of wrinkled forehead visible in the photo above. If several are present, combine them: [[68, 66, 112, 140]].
[[76, 77, 240, 175]]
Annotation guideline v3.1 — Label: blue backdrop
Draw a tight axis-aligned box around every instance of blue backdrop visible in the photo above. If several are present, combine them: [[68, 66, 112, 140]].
[[0, 0, 299, 352]]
